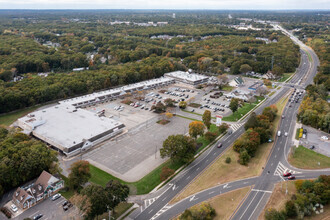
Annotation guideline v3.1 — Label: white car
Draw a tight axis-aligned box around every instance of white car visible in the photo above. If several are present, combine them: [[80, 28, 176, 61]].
[[321, 136, 328, 140], [11, 204, 18, 212], [284, 132, 288, 137], [52, 193, 61, 201]]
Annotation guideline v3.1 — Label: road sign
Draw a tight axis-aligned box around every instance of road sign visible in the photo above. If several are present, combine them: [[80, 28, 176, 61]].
[[216, 115, 223, 126]]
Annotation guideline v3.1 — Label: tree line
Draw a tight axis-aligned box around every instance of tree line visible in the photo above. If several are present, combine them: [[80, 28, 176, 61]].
[[0, 126, 58, 196]]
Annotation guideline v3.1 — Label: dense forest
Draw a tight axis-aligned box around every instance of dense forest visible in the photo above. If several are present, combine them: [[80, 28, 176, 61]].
[[0, 127, 58, 196], [295, 24, 330, 132], [0, 10, 305, 114]]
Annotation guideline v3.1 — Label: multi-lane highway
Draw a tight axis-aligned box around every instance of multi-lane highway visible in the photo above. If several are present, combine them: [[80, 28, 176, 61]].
[[128, 25, 328, 220]]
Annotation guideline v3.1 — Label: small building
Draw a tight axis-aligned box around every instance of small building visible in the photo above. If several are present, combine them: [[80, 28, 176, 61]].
[[12, 171, 64, 210], [164, 71, 209, 86], [229, 76, 244, 87], [248, 82, 264, 91]]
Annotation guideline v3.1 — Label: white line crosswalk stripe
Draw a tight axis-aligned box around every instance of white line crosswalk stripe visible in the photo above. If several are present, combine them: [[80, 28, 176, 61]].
[[143, 196, 160, 211], [150, 204, 173, 220], [274, 162, 301, 176], [230, 123, 244, 132]]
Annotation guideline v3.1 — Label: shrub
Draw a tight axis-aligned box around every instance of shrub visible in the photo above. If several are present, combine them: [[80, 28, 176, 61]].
[[225, 157, 231, 164], [205, 131, 217, 142], [160, 166, 175, 181], [239, 149, 250, 165]]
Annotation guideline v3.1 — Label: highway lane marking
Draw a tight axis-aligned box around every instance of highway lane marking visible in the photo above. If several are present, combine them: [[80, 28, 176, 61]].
[[252, 189, 272, 193], [30, 211, 40, 217], [206, 159, 209, 162], [162, 197, 167, 201], [196, 167, 200, 171], [208, 191, 215, 195], [148, 209, 154, 214], [271, 163, 273, 166], [275, 155, 277, 158], [187, 176, 190, 179], [239, 191, 259, 219], [248, 192, 266, 220], [213, 152, 216, 155], [243, 181, 249, 184]]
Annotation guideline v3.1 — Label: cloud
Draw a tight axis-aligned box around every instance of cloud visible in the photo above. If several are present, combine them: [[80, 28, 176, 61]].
[[0, 0, 329, 9]]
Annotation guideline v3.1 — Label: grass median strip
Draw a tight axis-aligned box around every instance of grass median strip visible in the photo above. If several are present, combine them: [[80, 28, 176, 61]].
[[177, 187, 250, 220], [288, 145, 330, 169]]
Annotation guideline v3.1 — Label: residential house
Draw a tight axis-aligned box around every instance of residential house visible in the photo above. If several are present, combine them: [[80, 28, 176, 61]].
[[12, 171, 64, 210]]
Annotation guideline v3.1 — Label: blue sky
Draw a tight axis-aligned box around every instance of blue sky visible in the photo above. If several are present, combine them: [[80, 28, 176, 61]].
[[0, 0, 329, 9]]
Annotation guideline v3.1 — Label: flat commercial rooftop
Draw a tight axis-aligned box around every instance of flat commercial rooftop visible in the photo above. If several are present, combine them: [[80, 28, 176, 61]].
[[164, 71, 209, 84], [60, 77, 175, 106], [18, 104, 124, 152]]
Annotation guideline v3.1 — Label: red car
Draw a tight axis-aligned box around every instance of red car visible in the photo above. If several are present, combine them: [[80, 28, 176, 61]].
[[217, 143, 222, 148], [288, 175, 296, 180], [283, 172, 292, 177]]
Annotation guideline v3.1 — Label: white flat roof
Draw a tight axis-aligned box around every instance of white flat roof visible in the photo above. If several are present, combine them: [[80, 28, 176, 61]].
[[18, 104, 124, 150], [59, 77, 174, 106], [164, 71, 209, 82]]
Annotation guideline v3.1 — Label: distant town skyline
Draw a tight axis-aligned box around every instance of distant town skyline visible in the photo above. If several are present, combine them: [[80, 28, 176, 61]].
[[0, 0, 329, 10]]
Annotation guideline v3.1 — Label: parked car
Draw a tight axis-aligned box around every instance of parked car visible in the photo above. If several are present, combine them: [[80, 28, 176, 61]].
[[217, 143, 222, 148], [283, 172, 291, 177], [321, 136, 328, 140], [33, 214, 43, 220], [288, 175, 296, 180], [52, 193, 61, 201], [10, 204, 18, 212]]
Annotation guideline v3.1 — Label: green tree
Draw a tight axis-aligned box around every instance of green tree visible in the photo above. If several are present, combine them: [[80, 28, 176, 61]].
[[285, 200, 297, 218], [202, 110, 212, 129], [179, 101, 187, 109], [239, 64, 252, 73], [189, 121, 205, 138], [265, 208, 286, 220], [218, 123, 229, 134], [68, 160, 91, 190], [151, 102, 166, 113], [239, 149, 250, 165], [81, 184, 108, 219], [229, 98, 239, 113], [204, 131, 217, 142], [105, 180, 129, 212], [160, 134, 196, 163]]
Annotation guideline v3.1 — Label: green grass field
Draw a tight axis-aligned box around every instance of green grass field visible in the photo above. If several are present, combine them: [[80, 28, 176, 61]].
[[289, 146, 330, 169], [223, 97, 265, 122], [0, 105, 43, 126], [89, 160, 184, 195], [277, 73, 293, 82], [221, 85, 234, 91]]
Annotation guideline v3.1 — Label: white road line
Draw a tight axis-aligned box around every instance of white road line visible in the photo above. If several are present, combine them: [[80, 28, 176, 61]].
[[252, 189, 272, 193], [208, 191, 215, 195], [248, 192, 266, 220], [148, 209, 154, 214], [30, 211, 39, 217], [196, 167, 200, 171], [162, 197, 167, 202], [240, 191, 259, 219], [187, 176, 190, 179]]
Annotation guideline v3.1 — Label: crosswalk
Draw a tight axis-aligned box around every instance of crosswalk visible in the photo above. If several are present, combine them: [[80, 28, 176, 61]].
[[230, 123, 244, 132], [274, 162, 301, 177], [150, 204, 173, 220], [142, 196, 160, 211]]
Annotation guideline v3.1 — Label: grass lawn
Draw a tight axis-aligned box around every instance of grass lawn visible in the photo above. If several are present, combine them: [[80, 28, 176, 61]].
[[277, 73, 293, 83], [288, 146, 330, 169], [171, 94, 288, 204], [223, 97, 265, 122], [295, 128, 300, 140], [268, 91, 276, 97], [95, 202, 134, 220], [221, 85, 234, 91], [0, 105, 43, 126], [182, 109, 216, 119], [188, 103, 202, 108], [258, 181, 296, 220], [181, 187, 251, 220], [196, 124, 221, 153], [176, 115, 201, 121], [89, 160, 184, 195]]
